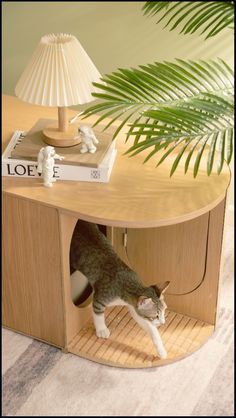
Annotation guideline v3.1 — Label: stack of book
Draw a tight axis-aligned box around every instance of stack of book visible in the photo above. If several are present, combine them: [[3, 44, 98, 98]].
[[2, 119, 117, 183]]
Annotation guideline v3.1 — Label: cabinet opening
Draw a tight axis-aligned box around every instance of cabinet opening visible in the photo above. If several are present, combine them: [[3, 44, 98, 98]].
[[62, 211, 220, 367], [69, 220, 108, 308]]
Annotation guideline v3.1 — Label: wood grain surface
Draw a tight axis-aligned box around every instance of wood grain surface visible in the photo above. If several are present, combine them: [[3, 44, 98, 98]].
[[2, 194, 65, 347], [2, 95, 230, 228], [68, 306, 214, 368]]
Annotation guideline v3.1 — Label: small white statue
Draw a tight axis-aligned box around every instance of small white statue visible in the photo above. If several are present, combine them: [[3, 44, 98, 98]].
[[37, 146, 64, 187], [79, 125, 99, 154]]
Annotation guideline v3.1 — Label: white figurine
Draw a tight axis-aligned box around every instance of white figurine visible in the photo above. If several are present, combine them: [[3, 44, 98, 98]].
[[79, 125, 99, 154], [37, 146, 64, 187]]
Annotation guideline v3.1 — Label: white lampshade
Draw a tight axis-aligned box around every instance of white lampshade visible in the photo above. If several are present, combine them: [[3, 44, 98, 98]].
[[15, 33, 102, 107]]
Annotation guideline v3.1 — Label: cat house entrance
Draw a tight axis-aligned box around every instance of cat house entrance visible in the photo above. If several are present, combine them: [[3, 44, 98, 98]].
[[61, 206, 222, 368], [70, 222, 107, 308]]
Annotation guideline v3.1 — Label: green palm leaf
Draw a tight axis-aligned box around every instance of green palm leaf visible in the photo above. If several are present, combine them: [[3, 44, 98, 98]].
[[83, 59, 234, 176], [207, 133, 218, 176], [142, 1, 234, 39]]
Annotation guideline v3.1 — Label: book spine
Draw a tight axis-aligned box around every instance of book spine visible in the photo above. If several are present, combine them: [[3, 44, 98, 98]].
[[2, 151, 117, 183]]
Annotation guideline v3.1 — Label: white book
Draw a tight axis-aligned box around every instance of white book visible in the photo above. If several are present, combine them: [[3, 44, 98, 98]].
[[2, 131, 117, 183]]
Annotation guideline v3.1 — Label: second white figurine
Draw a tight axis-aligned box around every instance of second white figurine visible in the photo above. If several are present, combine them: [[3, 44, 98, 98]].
[[79, 125, 99, 154]]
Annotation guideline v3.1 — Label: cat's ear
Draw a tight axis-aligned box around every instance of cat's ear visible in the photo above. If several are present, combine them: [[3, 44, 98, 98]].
[[155, 281, 170, 296], [137, 296, 155, 310]]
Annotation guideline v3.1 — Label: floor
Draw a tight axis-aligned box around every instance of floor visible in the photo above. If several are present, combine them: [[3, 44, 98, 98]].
[[2, 224, 234, 417]]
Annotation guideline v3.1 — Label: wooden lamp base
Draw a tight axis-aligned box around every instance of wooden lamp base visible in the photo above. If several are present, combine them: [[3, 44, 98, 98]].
[[43, 106, 81, 148], [43, 124, 80, 148]]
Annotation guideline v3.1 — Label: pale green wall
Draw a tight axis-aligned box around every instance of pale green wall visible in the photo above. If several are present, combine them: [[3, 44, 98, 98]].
[[2, 1, 234, 204], [2, 1, 234, 95]]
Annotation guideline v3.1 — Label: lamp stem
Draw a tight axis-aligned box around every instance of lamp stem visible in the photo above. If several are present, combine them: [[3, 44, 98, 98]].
[[58, 107, 68, 132]]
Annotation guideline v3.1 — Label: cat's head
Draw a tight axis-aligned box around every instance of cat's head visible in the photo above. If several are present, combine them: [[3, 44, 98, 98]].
[[136, 281, 170, 326]]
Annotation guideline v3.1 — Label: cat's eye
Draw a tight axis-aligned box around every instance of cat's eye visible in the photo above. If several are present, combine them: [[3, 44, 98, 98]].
[[149, 314, 158, 321]]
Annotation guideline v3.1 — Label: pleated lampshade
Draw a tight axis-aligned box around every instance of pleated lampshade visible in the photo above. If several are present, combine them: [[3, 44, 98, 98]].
[[15, 33, 102, 147], [15, 33, 101, 106]]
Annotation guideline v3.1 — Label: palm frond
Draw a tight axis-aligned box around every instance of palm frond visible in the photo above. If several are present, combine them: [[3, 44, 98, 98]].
[[126, 95, 233, 176], [142, 1, 234, 39], [83, 59, 234, 176]]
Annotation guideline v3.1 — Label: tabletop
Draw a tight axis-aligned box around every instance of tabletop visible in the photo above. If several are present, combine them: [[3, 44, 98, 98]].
[[2, 95, 231, 227]]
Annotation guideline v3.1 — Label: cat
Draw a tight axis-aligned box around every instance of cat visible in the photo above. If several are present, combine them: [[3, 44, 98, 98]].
[[70, 219, 170, 359]]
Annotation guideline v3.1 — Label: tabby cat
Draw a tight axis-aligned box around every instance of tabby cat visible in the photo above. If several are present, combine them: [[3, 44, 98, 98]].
[[70, 220, 170, 359]]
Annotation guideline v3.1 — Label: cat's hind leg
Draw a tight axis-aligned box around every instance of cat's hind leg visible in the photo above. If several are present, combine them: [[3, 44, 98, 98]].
[[92, 299, 110, 339]]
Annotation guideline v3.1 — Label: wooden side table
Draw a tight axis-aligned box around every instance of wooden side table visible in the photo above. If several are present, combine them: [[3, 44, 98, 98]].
[[2, 95, 231, 368]]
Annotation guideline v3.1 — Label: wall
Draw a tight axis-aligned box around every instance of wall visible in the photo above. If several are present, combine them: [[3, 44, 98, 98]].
[[2, 1, 234, 206]]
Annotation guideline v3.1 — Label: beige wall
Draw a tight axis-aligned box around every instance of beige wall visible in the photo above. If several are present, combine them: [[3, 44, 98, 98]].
[[2, 1, 234, 204]]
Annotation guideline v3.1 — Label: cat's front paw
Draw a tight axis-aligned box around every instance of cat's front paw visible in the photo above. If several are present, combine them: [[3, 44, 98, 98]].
[[158, 348, 167, 359], [96, 327, 110, 339]]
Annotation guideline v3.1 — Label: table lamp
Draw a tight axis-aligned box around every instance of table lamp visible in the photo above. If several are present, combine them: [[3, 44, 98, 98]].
[[15, 33, 101, 147]]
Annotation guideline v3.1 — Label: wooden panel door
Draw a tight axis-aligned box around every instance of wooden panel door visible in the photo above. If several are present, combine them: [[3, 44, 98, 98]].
[[111, 200, 226, 323], [2, 194, 65, 347], [112, 213, 209, 294]]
